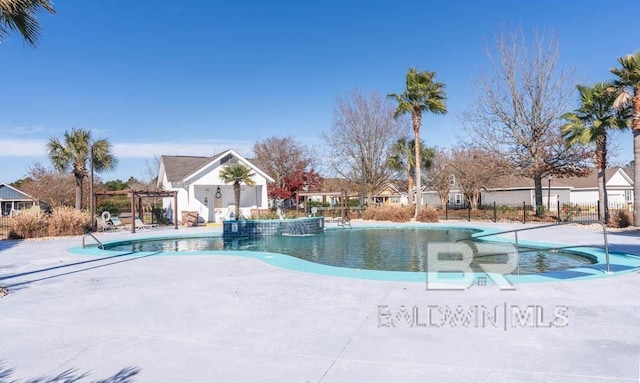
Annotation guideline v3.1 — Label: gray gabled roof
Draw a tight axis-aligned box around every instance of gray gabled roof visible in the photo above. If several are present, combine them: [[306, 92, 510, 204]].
[[161, 155, 218, 183], [487, 167, 633, 190], [161, 150, 273, 184], [560, 167, 631, 188], [0, 183, 35, 201]]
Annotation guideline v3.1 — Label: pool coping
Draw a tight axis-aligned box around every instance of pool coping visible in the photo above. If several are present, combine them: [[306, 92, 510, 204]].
[[69, 223, 640, 284]]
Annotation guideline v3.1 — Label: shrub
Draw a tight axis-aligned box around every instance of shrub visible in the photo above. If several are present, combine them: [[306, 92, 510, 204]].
[[97, 201, 122, 216], [307, 200, 331, 208], [609, 210, 631, 228], [363, 206, 413, 222], [48, 207, 91, 236], [416, 207, 439, 223], [253, 211, 279, 220], [8, 211, 48, 239]]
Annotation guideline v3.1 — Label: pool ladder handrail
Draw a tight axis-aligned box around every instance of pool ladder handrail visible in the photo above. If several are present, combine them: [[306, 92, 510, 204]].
[[337, 216, 352, 229], [82, 231, 104, 250], [469, 220, 611, 274]]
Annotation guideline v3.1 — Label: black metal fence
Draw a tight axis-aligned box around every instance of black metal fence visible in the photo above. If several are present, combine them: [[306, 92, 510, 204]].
[[0, 215, 10, 239], [440, 201, 633, 223], [0, 210, 41, 240]]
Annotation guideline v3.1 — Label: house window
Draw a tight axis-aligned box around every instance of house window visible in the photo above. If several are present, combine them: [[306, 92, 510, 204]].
[[16, 202, 31, 210], [449, 175, 456, 186], [391, 197, 400, 204], [625, 190, 633, 203], [455, 194, 463, 205]]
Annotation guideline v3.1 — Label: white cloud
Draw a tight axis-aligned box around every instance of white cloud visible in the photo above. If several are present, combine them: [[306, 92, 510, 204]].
[[0, 126, 49, 136], [0, 138, 256, 159], [0, 139, 47, 156]]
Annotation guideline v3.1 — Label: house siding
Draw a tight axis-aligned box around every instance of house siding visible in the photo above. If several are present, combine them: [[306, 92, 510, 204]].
[[481, 190, 533, 206], [423, 192, 442, 207]]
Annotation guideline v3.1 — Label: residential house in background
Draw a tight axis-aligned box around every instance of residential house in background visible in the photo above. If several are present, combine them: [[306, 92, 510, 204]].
[[157, 149, 273, 223], [0, 183, 38, 215], [297, 178, 353, 213], [564, 167, 634, 205], [372, 182, 408, 207], [422, 174, 467, 208], [480, 167, 634, 210]]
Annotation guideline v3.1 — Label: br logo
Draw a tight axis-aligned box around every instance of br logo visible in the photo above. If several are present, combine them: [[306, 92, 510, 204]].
[[425, 241, 519, 290]]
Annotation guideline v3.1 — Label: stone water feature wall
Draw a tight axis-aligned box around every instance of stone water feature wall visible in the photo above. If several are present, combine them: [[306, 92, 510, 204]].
[[222, 217, 324, 237]]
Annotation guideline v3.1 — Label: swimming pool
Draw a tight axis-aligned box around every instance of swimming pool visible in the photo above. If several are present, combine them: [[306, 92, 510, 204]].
[[72, 225, 640, 283], [100, 227, 597, 274]]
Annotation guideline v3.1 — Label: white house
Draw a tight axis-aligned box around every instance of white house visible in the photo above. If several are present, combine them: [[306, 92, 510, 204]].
[[566, 167, 634, 205], [157, 149, 274, 223], [480, 167, 634, 210]]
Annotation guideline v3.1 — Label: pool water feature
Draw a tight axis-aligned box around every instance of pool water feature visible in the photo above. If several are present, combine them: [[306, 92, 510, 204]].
[[222, 217, 324, 237], [104, 227, 596, 275]]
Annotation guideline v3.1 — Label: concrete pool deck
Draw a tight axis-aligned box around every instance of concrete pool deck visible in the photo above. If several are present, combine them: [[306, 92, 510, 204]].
[[0, 221, 639, 382]]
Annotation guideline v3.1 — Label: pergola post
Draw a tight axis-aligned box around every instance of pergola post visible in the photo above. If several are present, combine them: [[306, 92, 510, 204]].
[[130, 189, 136, 234], [173, 191, 178, 230], [92, 193, 97, 232]]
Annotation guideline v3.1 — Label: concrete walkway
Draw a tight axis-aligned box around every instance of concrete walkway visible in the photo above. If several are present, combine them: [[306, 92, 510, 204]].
[[0, 221, 639, 382]]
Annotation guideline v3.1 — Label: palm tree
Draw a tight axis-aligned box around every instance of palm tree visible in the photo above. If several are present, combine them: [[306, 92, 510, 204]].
[[386, 138, 435, 206], [219, 164, 256, 220], [388, 68, 447, 218], [611, 51, 640, 225], [47, 128, 117, 210], [562, 82, 629, 223], [0, 0, 55, 46]]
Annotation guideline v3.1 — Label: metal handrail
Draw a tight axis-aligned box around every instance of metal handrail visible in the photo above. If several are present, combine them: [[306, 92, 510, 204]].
[[337, 216, 352, 229], [82, 231, 104, 250], [468, 220, 611, 274]]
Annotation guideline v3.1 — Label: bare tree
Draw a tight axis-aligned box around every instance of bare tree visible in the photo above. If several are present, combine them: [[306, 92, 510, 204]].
[[19, 162, 103, 208], [462, 28, 591, 215], [253, 136, 315, 189], [425, 149, 452, 207], [449, 147, 508, 209], [322, 89, 406, 201], [253, 136, 321, 204], [142, 156, 162, 186]]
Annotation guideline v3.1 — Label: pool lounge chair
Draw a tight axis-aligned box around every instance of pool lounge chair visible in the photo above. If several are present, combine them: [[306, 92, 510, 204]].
[[96, 216, 112, 231], [135, 218, 157, 230], [109, 216, 129, 231]]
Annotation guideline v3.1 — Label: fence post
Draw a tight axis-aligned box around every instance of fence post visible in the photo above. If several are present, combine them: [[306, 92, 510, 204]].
[[493, 201, 497, 223], [597, 200, 600, 222], [523, 201, 526, 223], [468, 205, 471, 222], [556, 200, 560, 223], [445, 203, 448, 220]]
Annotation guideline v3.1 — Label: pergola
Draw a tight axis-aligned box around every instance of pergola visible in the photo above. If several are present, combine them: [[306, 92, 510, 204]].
[[93, 189, 178, 233]]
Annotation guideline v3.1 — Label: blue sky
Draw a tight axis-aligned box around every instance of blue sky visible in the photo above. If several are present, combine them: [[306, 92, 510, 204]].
[[1, 0, 638, 183]]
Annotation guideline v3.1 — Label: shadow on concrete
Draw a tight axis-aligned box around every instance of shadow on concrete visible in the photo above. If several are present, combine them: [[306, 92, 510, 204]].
[[0, 364, 140, 382], [0, 252, 158, 290], [0, 239, 21, 253]]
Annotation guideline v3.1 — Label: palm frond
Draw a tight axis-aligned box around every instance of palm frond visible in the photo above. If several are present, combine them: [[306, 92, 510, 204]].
[[0, 0, 55, 46], [219, 164, 256, 186]]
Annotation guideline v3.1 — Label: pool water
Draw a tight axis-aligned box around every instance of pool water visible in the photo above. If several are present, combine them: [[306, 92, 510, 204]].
[[105, 228, 596, 274]]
